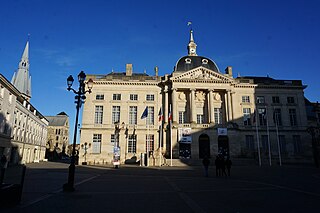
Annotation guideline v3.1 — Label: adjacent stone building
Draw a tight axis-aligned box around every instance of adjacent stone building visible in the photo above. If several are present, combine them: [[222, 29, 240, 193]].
[[0, 40, 48, 164], [79, 30, 313, 166], [45, 112, 70, 160]]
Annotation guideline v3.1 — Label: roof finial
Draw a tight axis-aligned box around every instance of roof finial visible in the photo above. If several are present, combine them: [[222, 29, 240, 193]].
[[187, 22, 197, 56]]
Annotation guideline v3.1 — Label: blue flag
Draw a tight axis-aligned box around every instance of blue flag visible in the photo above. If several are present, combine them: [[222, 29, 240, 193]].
[[141, 107, 148, 119]]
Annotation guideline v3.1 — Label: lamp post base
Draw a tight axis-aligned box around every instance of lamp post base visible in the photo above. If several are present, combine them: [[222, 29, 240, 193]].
[[63, 163, 76, 192]]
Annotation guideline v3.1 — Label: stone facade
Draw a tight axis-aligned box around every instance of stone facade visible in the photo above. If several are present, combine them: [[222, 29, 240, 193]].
[[45, 112, 70, 158], [0, 74, 48, 164], [79, 30, 313, 166]]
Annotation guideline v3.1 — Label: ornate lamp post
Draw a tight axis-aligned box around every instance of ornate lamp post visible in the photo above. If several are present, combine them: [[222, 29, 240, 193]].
[[81, 142, 91, 165], [113, 122, 125, 168], [63, 71, 93, 192]]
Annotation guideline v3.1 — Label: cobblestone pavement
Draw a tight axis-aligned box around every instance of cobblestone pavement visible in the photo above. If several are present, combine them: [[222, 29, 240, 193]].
[[1, 161, 320, 213]]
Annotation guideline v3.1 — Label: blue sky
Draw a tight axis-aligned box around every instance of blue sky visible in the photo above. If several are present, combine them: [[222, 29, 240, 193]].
[[0, 0, 319, 142]]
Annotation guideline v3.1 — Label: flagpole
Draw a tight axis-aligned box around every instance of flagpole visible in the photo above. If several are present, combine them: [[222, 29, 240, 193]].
[[147, 115, 149, 167], [275, 110, 282, 166], [159, 107, 163, 167], [266, 108, 272, 166], [255, 109, 261, 166], [170, 104, 173, 167]]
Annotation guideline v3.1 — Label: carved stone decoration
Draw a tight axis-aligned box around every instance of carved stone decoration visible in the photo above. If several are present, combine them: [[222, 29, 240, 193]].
[[178, 92, 186, 101], [191, 69, 213, 80], [214, 93, 221, 101], [196, 91, 205, 102]]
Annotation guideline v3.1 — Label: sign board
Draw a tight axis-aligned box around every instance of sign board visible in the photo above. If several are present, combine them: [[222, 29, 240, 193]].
[[178, 128, 192, 143], [218, 128, 228, 135]]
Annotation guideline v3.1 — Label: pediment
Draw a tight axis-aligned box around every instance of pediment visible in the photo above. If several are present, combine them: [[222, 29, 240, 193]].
[[171, 67, 233, 82]]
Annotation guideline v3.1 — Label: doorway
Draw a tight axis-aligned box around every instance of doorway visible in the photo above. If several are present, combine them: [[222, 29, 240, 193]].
[[218, 135, 229, 157], [199, 134, 210, 158]]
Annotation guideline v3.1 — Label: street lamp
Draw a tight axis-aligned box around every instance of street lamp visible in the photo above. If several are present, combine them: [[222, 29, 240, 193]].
[[81, 142, 91, 165], [63, 71, 93, 192], [113, 122, 125, 168]]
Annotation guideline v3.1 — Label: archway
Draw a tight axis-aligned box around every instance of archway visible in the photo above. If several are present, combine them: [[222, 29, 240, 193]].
[[218, 135, 229, 157], [199, 134, 210, 159]]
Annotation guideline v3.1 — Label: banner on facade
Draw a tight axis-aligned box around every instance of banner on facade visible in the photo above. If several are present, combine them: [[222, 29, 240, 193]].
[[217, 128, 228, 135], [178, 128, 192, 143]]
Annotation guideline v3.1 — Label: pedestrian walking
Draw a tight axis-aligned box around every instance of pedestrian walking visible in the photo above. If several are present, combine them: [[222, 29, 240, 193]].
[[202, 156, 210, 177], [226, 157, 232, 176]]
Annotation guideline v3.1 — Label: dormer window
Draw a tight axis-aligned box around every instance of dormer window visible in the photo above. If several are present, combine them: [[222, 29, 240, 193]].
[[202, 59, 208, 64], [185, 58, 192, 64]]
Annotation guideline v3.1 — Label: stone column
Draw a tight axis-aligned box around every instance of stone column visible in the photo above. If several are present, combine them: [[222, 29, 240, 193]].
[[164, 86, 169, 124], [230, 91, 234, 121], [224, 91, 229, 122], [209, 89, 215, 124], [227, 90, 232, 121], [190, 89, 196, 123], [172, 88, 177, 124]]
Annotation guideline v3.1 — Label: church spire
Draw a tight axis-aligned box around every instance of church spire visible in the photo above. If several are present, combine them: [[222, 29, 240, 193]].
[[11, 39, 32, 100], [187, 28, 197, 56]]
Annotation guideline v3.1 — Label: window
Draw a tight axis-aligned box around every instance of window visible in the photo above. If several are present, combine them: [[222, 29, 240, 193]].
[[112, 106, 120, 124], [289, 109, 297, 126], [258, 108, 267, 126], [272, 96, 280, 104], [146, 106, 154, 125], [273, 108, 282, 126], [256, 96, 265, 104], [9, 93, 13, 104], [245, 135, 254, 151], [113, 94, 121, 100], [56, 136, 59, 141], [196, 114, 204, 124], [293, 135, 302, 154], [243, 108, 251, 125], [146, 134, 154, 153], [96, 94, 104, 100], [242, 96, 250, 103], [94, 106, 103, 124], [279, 135, 286, 153], [0, 85, 4, 98], [178, 111, 186, 124], [146, 94, 154, 101], [287, 97, 295, 104], [92, 134, 102, 153], [128, 135, 137, 153], [214, 108, 222, 124], [130, 94, 138, 101], [129, 106, 137, 125]]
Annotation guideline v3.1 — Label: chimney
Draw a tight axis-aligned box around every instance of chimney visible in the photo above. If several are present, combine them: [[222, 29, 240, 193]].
[[154, 66, 159, 76], [225, 66, 233, 77], [126, 64, 133, 76]]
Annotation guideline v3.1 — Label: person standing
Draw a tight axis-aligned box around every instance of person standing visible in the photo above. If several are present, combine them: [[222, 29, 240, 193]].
[[226, 157, 232, 176], [221, 156, 227, 177], [0, 155, 8, 185], [202, 156, 210, 177], [215, 156, 220, 176]]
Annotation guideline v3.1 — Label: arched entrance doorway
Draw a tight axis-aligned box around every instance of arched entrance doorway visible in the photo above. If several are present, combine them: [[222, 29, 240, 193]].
[[218, 135, 229, 157], [199, 134, 210, 159]]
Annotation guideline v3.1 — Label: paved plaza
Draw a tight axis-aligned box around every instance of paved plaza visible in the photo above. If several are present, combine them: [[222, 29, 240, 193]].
[[1, 161, 320, 213]]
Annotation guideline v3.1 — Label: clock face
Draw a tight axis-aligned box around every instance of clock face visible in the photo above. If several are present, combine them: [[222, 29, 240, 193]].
[[191, 48, 195, 53]]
